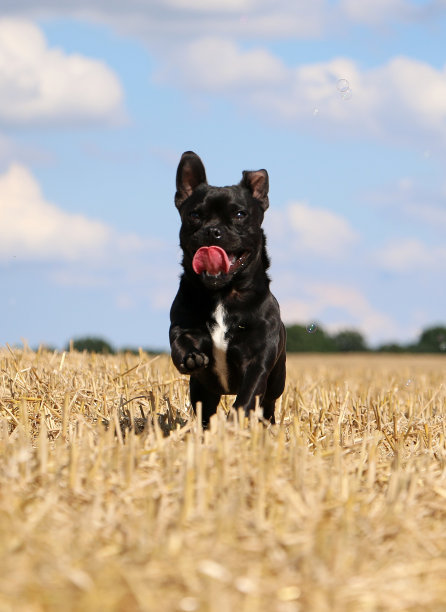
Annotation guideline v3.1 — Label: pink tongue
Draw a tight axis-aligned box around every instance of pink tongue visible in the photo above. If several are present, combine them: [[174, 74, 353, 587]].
[[192, 246, 231, 275]]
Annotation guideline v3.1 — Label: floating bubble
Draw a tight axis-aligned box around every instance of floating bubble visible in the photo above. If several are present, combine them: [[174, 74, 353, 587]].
[[341, 87, 353, 100], [337, 78, 349, 93], [405, 378, 413, 387], [306, 323, 317, 334]]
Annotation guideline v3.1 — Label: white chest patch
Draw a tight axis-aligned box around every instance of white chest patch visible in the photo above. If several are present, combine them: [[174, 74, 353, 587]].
[[208, 302, 229, 392]]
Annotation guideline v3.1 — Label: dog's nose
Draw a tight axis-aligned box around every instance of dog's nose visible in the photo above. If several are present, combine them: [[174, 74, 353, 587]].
[[207, 226, 222, 240]]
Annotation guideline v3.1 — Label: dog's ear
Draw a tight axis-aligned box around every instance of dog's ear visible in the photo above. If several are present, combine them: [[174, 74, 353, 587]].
[[175, 151, 207, 209], [241, 169, 269, 211]]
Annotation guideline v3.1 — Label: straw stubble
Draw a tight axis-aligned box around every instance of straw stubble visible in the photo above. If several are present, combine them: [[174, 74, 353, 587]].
[[0, 349, 445, 611]]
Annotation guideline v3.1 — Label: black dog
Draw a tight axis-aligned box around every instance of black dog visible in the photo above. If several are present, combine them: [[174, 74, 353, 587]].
[[170, 151, 286, 426]]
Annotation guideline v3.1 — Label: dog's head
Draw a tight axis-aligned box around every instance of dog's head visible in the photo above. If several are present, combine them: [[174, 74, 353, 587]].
[[175, 151, 269, 290]]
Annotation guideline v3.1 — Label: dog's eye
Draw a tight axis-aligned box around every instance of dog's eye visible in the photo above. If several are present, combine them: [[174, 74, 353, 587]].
[[235, 210, 247, 220], [189, 211, 200, 222]]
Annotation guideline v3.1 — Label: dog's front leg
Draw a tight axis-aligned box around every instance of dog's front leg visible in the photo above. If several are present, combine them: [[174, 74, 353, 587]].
[[170, 325, 211, 375]]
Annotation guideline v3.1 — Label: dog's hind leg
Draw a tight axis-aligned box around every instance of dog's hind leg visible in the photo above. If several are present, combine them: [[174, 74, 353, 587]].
[[262, 351, 287, 424], [190, 377, 221, 428], [261, 398, 276, 424]]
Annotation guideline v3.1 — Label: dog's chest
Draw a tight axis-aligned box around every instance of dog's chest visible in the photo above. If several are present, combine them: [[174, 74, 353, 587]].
[[208, 302, 229, 392]]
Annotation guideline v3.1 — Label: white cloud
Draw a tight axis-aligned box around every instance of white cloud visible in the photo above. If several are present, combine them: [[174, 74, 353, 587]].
[[375, 239, 446, 272], [0, 132, 54, 167], [1, 0, 438, 41], [280, 282, 396, 342], [411, 202, 446, 228], [268, 200, 359, 258], [289, 202, 359, 256], [0, 1, 330, 40], [165, 0, 255, 11], [0, 164, 111, 261], [0, 19, 125, 125], [161, 37, 446, 148], [0, 164, 148, 263], [49, 268, 112, 288], [368, 177, 446, 232], [339, 0, 417, 25], [0, 134, 24, 166], [171, 37, 287, 91]]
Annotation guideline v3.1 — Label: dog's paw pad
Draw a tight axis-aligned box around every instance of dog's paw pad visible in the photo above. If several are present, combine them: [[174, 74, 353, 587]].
[[181, 352, 209, 372]]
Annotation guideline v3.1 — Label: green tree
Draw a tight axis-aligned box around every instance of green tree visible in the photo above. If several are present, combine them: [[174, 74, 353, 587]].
[[376, 342, 406, 353], [286, 324, 336, 352], [414, 326, 446, 353], [332, 329, 368, 352], [68, 337, 114, 354]]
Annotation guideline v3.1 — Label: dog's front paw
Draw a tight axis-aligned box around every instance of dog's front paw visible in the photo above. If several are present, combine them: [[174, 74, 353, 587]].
[[179, 351, 209, 373]]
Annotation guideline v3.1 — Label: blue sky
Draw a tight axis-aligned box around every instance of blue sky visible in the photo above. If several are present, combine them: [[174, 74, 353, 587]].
[[1, 0, 445, 350]]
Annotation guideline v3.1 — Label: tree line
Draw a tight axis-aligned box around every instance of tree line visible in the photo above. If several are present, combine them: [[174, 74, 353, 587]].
[[65, 324, 446, 354], [285, 324, 446, 353]]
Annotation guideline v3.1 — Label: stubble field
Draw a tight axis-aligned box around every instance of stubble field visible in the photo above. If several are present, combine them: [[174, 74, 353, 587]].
[[0, 347, 445, 611]]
